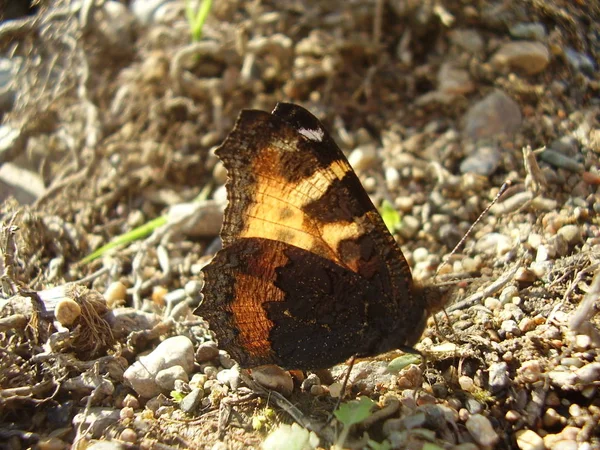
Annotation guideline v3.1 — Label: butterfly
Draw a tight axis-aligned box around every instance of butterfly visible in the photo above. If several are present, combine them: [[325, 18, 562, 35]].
[[196, 103, 448, 370]]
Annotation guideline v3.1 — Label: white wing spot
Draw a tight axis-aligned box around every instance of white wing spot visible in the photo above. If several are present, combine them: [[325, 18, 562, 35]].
[[298, 127, 324, 142]]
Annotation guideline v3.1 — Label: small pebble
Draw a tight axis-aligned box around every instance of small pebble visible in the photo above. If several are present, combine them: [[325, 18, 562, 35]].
[[505, 410, 521, 422], [251, 365, 294, 397], [216, 366, 241, 390], [557, 224, 582, 245], [120, 428, 137, 443], [509, 22, 547, 41], [36, 437, 69, 450], [196, 342, 220, 363], [465, 398, 482, 414], [203, 365, 218, 378], [488, 362, 509, 393], [180, 388, 204, 414], [499, 285, 519, 304], [55, 298, 82, 326], [157, 365, 189, 391], [543, 408, 563, 427], [491, 41, 550, 75], [519, 317, 536, 332], [310, 384, 327, 396], [484, 297, 501, 311], [540, 149, 584, 173], [547, 369, 578, 387], [301, 374, 321, 392], [151, 286, 168, 307], [122, 394, 139, 409], [518, 360, 542, 384], [459, 375, 475, 392], [515, 429, 544, 450], [412, 247, 430, 263], [189, 373, 207, 390], [105, 281, 127, 308], [120, 406, 134, 420], [575, 362, 600, 384], [573, 334, 591, 351], [465, 414, 499, 447], [329, 382, 343, 398], [219, 352, 236, 369], [501, 319, 521, 336], [348, 145, 378, 172]]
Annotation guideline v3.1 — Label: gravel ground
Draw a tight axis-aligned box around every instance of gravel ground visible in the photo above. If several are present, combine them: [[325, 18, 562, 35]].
[[0, 1, 599, 449]]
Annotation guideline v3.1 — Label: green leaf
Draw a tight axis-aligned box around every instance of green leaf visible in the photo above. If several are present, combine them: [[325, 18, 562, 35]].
[[334, 397, 376, 427], [185, 0, 213, 42], [368, 439, 393, 450], [379, 200, 401, 233], [387, 353, 422, 373], [170, 390, 185, 403], [262, 423, 319, 450]]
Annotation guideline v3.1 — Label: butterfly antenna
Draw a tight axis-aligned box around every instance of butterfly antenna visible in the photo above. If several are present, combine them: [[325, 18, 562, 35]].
[[324, 355, 357, 426], [434, 180, 512, 278]]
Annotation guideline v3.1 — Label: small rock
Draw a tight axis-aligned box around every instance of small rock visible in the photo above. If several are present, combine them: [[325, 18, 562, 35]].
[[460, 145, 501, 176], [72, 408, 120, 439], [348, 145, 378, 172], [328, 382, 343, 398], [499, 285, 519, 304], [251, 365, 294, 397], [155, 365, 188, 391], [547, 369, 578, 388], [219, 352, 236, 369], [505, 410, 521, 422], [543, 408, 563, 427], [519, 317, 536, 333], [301, 374, 321, 392], [491, 41, 550, 75], [463, 90, 522, 140], [310, 384, 326, 396], [518, 360, 542, 384], [540, 149, 584, 173], [515, 429, 544, 450], [564, 48, 596, 76], [180, 388, 204, 414], [572, 334, 591, 351], [575, 362, 600, 384], [449, 28, 484, 54], [130, 0, 175, 24], [547, 439, 578, 450], [501, 319, 520, 336], [105, 281, 127, 308], [0, 58, 16, 113], [105, 307, 161, 340], [216, 366, 241, 390], [438, 63, 474, 95], [87, 442, 124, 450], [474, 232, 513, 257], [123, 336, 195, 398], [122, 394, 139, 409], [189, 373, 207, 390], [55, 298, 82, 326], [557, 225, 582, 245], [397, 215, 420, 239], [459, 375, 475, 392], [465, 398, 482, 414], [509, 23, 547, 41], [196, 341, 220, 363], [465, 414, 499, 447], [488, 362, 509, 393]]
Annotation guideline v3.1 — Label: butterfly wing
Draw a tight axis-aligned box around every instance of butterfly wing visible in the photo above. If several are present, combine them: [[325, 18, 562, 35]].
[[198, 103, 428, 369]]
